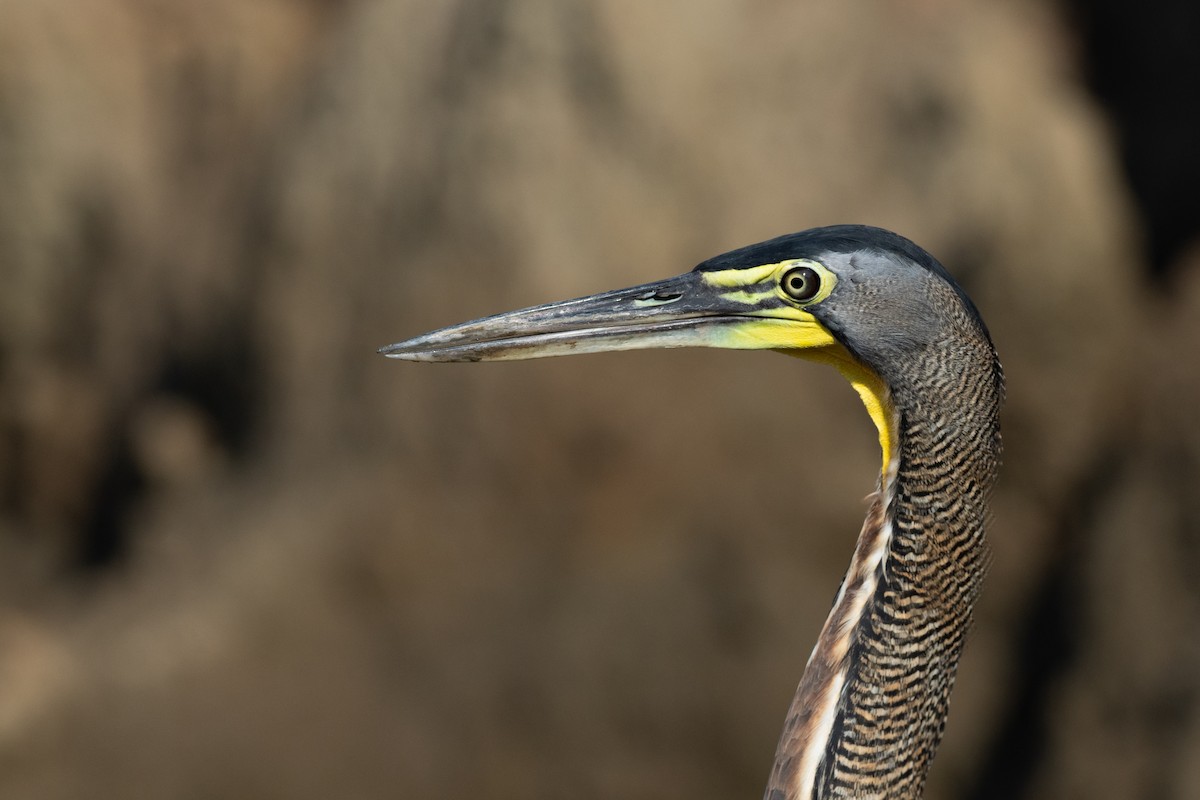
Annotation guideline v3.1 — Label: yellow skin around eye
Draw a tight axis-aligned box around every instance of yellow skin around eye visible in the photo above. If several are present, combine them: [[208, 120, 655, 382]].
[[698, 258, 838, 307]]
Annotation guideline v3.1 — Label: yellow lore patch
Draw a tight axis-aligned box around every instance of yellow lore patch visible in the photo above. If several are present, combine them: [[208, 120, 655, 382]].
[[701, 259, 838, 307]]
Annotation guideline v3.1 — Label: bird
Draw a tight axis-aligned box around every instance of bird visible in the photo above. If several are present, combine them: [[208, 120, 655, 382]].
[[380, 224, 1004, 799]]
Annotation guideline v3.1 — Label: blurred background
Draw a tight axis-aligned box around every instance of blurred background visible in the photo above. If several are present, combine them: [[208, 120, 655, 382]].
[[1, 1, 1198, 798]]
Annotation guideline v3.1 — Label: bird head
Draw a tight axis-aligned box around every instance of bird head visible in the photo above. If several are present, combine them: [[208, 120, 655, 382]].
[[380, 225, 997, 473]]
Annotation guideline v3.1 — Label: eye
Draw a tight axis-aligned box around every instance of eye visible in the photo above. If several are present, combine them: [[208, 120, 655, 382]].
[[781, 266, 821, 302]]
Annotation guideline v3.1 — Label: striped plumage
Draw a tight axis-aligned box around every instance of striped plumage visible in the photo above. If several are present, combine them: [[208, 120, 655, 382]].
[[767, 265, 1004, 798], [381, 225, 1004, 800]]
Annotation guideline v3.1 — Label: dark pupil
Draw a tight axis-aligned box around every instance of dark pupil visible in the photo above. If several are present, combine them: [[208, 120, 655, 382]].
[[784, 267, 819, 301]]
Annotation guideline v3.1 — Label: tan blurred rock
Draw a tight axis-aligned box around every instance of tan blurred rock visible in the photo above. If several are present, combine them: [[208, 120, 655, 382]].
[[0, 1, 1171, 799], [0, 613, 75, 746]]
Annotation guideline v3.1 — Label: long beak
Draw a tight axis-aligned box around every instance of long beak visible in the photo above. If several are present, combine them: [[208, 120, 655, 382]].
[[379, 270, 838, 362]]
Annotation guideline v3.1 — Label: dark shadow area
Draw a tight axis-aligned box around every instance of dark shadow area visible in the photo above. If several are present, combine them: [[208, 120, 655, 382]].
[[1064, 0, 1200, 278], [77, 325, 260, 570], [78, 423, 143, 569]]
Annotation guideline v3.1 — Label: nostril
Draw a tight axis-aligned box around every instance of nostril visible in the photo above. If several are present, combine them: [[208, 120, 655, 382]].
[[638, 290, 682, 302]]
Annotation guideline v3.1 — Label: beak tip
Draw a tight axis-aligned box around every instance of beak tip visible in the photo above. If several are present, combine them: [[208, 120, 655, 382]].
[[378, 343, 412, 358], [379, 342, 462, 362]]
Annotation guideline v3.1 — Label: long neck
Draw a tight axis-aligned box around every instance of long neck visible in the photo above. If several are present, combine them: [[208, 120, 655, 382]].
[[764, 343, 1003, 800]]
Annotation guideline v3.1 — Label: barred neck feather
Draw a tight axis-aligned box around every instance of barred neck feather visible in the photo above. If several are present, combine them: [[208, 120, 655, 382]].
[[765, 310, 1003, 800]]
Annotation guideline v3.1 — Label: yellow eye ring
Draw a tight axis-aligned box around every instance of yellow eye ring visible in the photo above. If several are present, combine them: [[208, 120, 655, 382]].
[[781, 266, 821, 302]]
